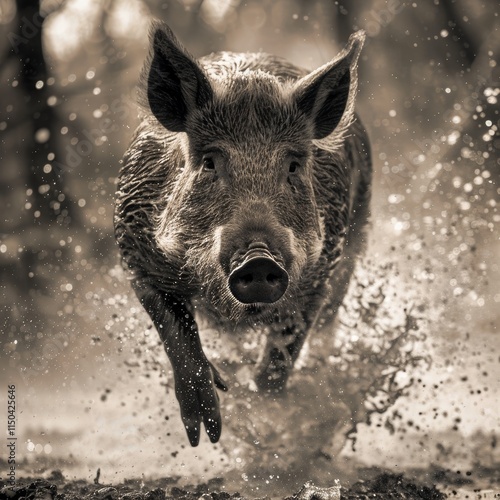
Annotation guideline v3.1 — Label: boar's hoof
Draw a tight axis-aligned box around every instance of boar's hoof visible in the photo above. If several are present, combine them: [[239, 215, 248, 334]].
[[229, 256, 288, 304], [255, 347, 290, 393]]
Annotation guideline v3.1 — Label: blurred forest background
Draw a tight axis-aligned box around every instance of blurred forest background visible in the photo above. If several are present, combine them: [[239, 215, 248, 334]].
[[0, 0, 499, 493]]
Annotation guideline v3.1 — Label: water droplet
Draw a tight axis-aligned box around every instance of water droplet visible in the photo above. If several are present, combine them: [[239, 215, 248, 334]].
[[35, 128, 50, 143]]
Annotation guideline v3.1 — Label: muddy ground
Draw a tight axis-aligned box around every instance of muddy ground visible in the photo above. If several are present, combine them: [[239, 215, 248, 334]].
[[0, 470, 446, 500], [2, 463, 499, 500]]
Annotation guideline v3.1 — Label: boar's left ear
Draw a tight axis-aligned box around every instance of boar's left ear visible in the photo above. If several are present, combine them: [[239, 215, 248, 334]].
[[140, 20, 213, 132], [293, 31, 365, 140]]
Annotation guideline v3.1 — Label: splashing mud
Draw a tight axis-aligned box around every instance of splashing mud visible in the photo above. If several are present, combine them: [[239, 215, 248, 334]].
[[65, 247, 436, 496], [188, 254, 433, 495]]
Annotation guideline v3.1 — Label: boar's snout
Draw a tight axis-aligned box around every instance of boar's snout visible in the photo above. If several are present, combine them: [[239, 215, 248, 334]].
[[229, 247, 289, 304]]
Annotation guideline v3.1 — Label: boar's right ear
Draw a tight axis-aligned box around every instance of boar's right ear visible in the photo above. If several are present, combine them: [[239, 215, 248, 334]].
[[140, 21, 213, 132], [293, 31, 365, 140]]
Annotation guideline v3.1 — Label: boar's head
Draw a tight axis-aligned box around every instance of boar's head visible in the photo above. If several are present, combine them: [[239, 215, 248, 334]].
[[141, 21, 364, 324]]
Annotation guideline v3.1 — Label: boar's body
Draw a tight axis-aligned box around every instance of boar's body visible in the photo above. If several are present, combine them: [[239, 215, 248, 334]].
[[114, 23, 371, 447]]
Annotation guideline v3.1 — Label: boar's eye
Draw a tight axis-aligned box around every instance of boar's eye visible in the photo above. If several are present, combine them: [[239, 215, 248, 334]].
[[203, 157, 216, 172], [289, 161, 300, 174]]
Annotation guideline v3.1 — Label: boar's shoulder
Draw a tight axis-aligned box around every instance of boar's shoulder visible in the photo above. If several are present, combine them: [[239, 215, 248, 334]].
[[312, 118, 372, 268], [115, 121, 188, 293]]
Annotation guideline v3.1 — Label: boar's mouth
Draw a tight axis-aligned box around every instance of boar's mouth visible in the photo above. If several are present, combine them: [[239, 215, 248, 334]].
[[228, 247, 289, 305]]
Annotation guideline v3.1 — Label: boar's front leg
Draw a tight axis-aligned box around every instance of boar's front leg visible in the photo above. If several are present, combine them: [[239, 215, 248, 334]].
[[132, 280, 228, 446], [255, 311, 314, 392]]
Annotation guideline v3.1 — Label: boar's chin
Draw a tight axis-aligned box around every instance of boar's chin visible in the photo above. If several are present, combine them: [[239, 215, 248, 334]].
[[212, 289, 294, 326]]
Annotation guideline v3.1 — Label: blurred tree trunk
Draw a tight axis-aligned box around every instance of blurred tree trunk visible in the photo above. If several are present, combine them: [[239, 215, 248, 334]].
[[0, 0, 80, 345], [15, 0, 78, 227], [440, 0, 479, 66]]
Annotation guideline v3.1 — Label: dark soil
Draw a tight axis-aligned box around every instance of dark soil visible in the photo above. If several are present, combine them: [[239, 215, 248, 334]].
[[339, 473, 445, 499], [0, 471, 447, 500]]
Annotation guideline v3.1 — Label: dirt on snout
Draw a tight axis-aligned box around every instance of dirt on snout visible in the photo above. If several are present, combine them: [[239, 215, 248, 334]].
[[0, 471, 447, 500]]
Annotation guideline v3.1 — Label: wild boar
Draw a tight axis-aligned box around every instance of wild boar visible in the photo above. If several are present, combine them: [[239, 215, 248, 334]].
[[114, 21, 372, 446]]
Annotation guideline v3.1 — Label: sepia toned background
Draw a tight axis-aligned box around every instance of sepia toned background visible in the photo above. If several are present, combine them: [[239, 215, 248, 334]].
[[0, 0, 498, 497]]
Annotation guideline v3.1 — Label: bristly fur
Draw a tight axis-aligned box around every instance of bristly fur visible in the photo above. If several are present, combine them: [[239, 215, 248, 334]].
[[114, 20, 372, 445]]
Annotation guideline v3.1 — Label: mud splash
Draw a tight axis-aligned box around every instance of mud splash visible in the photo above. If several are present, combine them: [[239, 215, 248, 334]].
[[183, 254, 432, 495]]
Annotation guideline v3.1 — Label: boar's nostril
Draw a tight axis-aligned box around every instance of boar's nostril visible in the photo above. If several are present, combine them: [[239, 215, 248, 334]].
[[229, 256, 288, 304], [267, 273, 280, 285], [240, 273, 253, 285]]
